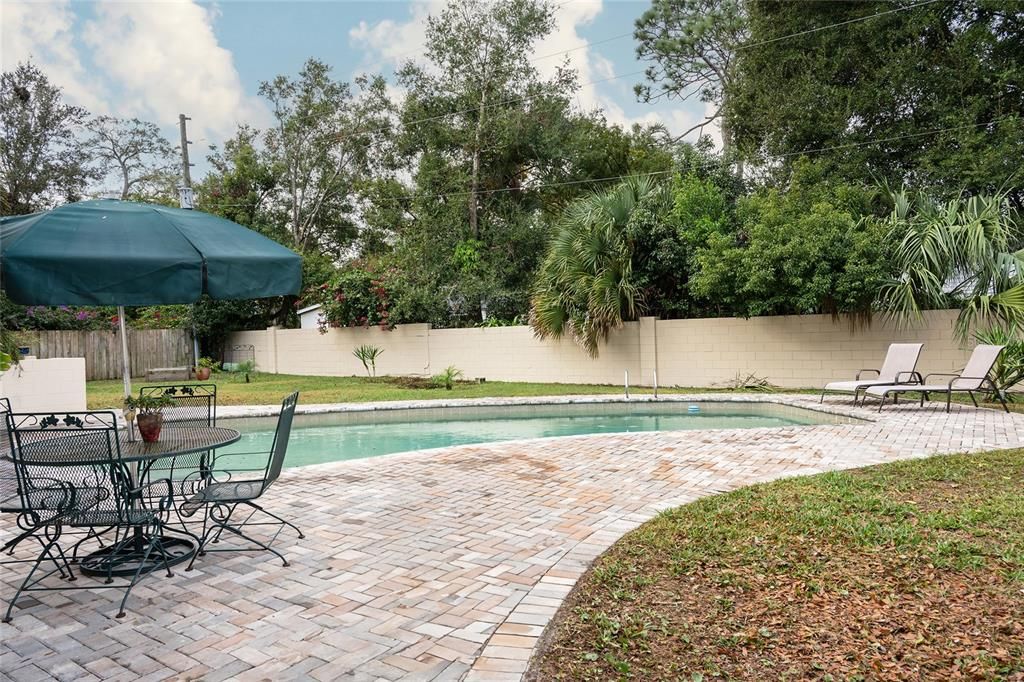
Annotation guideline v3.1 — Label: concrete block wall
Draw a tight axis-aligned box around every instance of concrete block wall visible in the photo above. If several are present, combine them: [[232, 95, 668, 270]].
[[652, 309, 970, 388], [228, 309, 973, 389], [0, 357, 87, 412]]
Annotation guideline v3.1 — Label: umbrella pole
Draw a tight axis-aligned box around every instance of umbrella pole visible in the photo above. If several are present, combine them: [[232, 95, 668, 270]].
[[118, 306, 136, 441]]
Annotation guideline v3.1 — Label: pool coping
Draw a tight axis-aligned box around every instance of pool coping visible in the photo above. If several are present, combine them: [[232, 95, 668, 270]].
[[209, 393, 873, 424]]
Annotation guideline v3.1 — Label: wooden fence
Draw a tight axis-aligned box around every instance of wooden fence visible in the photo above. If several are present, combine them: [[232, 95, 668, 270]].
[[14, 329, 194, 381]]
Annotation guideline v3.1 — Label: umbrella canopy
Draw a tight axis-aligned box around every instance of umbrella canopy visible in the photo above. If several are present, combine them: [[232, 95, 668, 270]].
[[0, 199, 301, 305]]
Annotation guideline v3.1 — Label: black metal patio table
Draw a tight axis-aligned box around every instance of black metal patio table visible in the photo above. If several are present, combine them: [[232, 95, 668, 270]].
[[23, 426, 240, 576]]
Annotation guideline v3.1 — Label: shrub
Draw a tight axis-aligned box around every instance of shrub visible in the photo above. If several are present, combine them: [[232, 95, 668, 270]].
[[353, 344, 384, 377], [304, 264, 396, 332], [431, 365, 463, 390]]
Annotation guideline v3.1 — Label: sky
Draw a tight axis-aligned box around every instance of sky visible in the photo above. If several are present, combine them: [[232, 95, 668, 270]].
[[1, 0, 716, 178]]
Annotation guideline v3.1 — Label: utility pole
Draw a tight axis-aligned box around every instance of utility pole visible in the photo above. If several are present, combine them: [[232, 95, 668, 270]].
[[178, 114, 200, 369], [178, 114, 195, 209]]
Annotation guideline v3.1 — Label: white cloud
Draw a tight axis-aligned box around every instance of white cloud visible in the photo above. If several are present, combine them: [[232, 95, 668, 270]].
[[82, 1, 269, 139], [349, 1, 445, 73], [1, 1, 109, 113], [2, 0, 268, 142], [348, 0, 720, 148]]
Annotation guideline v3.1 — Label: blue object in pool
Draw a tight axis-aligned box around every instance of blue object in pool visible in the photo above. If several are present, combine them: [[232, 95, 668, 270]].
[[688, 405, 700, 413]]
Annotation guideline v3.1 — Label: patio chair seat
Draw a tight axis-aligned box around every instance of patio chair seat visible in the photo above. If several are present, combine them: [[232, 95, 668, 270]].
[[823, 378, 892, 392], [71, 508, 158, 528], [179, 480, 267, 517], [18, 485, 108, 513]]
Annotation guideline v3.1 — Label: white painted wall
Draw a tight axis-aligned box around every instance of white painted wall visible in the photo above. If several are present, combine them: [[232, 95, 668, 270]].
[[0, 357, 87, 412], [229, 310, 973, 389]]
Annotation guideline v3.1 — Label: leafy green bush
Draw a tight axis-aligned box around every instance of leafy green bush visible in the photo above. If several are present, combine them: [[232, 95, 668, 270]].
[[692, 161, 889, 319]]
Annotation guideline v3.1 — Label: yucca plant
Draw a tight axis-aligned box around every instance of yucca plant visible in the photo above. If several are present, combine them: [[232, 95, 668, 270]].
[[530, 176, 664, 356], [877, 188, 1024, 341], [352, 344, 384, 377]]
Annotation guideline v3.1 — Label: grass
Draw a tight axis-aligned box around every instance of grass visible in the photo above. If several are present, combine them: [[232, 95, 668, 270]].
[[86, 372, 793, 409], [87, 372, 1019, 413], [530, 449, 1024, 681]]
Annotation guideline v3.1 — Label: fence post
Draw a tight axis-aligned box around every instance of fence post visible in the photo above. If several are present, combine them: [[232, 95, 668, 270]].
[[266, 326, 279, 374], [639, 316, 658, 390]]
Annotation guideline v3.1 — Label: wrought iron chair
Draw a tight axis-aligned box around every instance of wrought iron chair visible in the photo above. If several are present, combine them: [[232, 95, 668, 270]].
[[0, 397, 65, 567], [137, 384, 216, 516], [181, 392, 303, 570], [3, 411, 176, 621]]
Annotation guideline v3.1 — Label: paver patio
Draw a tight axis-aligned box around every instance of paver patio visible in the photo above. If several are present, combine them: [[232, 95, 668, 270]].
[[3, 394, 1023, 681]]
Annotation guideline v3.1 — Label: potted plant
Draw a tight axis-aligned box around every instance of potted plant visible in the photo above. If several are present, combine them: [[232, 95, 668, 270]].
[[123, 394, 174, 443], [195, 357, 218, 381]]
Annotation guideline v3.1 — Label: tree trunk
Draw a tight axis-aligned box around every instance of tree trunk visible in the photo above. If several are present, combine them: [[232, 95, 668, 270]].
[[469, 88, 486, 241], [719, 103, 743, 178]]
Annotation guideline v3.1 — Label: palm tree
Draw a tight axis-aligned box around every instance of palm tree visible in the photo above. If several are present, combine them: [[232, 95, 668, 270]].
[[878, 188, 1024, 340], [530, 176, 666, 356]]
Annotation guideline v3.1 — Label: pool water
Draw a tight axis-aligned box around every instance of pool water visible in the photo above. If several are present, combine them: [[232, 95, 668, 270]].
[[217, 402, 854, 469]]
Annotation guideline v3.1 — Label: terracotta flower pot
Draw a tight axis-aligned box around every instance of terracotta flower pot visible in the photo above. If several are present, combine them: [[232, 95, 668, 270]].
[[137, 412, 163, 443], [195, 367, 211, 380]]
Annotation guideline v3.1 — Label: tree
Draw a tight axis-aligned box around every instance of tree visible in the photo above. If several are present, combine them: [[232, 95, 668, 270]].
[[727, 0, 1024, 203], [878, 187, 1024, 340], [259, 59, 395, 255], [0, 62, 93, 215], [634, 0, 747, 151], [530, 176, 668, 356], [692, 160, 890, 318], [389, 0, 588, 323], [84, 116, 176, 200], [198, 126, 285, 241]]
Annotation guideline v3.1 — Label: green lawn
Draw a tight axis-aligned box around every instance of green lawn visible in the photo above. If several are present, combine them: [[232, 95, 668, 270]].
[[531, 449, 1024, 681], [87, 372, 786, 409]]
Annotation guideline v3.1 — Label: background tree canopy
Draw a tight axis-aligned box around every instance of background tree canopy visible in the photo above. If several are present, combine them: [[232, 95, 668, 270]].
[[726, 0, 1024, 204]]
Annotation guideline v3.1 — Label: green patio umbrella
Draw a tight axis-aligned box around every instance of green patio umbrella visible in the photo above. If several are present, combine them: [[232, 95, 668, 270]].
[[0, 199, 302, 410]]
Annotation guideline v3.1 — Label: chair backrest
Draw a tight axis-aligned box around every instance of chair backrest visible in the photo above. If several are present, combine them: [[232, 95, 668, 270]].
[[877, 343, 924, 381], [139, 384, 216, 426], [955, 344, 1005, 390], [0, 398, 15, 506], [0, 396, 12, 455], [6, 411, 124, 516], [263, 392, 299, 489]]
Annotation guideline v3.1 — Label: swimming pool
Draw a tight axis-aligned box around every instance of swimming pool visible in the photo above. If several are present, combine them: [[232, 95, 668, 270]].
[[216, 401, 859, 469]]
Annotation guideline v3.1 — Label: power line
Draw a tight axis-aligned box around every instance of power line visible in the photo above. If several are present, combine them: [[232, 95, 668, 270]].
[[343, 0, 947, 142]]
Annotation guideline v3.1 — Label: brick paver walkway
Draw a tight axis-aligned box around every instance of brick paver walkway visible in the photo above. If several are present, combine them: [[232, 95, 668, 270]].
[[3, 395, 1023, 681]]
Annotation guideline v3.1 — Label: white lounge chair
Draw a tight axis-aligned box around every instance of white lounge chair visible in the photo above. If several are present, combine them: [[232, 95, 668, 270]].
[[820, 343, 924, 405], [863, 344, 1008, 413]]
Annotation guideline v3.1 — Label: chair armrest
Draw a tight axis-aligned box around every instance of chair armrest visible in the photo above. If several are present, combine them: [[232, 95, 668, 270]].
[[894, 371, 922, 384], [924, 372, 961, 382], [945, 375, 988, 389], [129, 477, 174, 513], [855, 368, 880, 380]]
